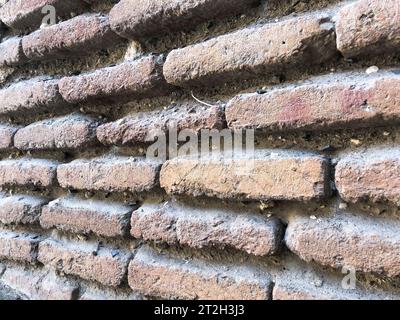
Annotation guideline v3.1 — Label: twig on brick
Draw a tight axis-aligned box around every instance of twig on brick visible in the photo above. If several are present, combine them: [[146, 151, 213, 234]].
[[191, 91, 216, 108]]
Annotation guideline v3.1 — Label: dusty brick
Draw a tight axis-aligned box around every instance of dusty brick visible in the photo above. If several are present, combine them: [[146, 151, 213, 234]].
[[163, 13, 336, 87], [79, 287, 141, 300], [0, 0, 87, 32], [128, 246, 272, 299], [59, 55, 171, 105], [131, 201, 283, 256], [57, 156, 161, 193], [226, 71, 400, 132], [160, 151, 329, 201], [97, 104, 225, 146], [0, 230, 41, 263], [335, 148, 400, 205], [0, 158, 58, 188], [14, 114, 99, 151], [22, 14, 121, 61], [285, 213, 400, 277], [38, 239, 130, 287], [109, 0, 258, 40], [40, 197, 132, 237], [336, 0, 400, 58], [0, 37, 27, 66], [0, 124, 18, 150], [0, 78, 69, 116], [0, 194, 47, 225]]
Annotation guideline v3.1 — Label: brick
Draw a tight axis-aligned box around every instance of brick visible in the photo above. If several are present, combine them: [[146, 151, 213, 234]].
[[0, 37, 27, 66], [38, 239, 130, 287], [109, 0, 258, 40], [22, 14, 121, 61], [226, 71, 400, 132], [59, 55, 171, 105], [285, 213, 400, 277], [0, 194, 47, 225], [0, 78, 68, 116], [163, 13, 336, 87], [0, 230, 41, 263], [0, 158, 58, 188], [0, 124, 18, 150], [79, 288, 141, 300], [40, 197, 132, 237], [0, 0, 87, 32], [131, 201, 283, 256], [160, 150, 330, 201], [336, 0, 400, 58], [97, 104, 225, 146], [335, 148, 400, 205], [57, 156, 161, 193], [14, 114, 99, 151]]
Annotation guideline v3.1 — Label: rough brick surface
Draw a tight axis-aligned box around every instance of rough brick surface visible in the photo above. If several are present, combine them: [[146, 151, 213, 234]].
[[160, 151, 329, 201], [226, 71, 400, 131], [14, 114, 99, 151], [38, 239, 130, 287], [0, 124, 18, 150], [22, 14, 120, 61], [0, 231, 41, 263], [109, 0, 258, 39], [97, 104, 225, 146], [163, 13, 336, 86], [0, 158, 58, 188], [40, 197, 132, 237], [57, 156, 161, 193], [0, 37, 27, 66], [131, 201, 283, 256], [128, 246, 272, 300], [59, 55, 171, 105], [336, 0, 400, 58], [0, 195, 47, 225]]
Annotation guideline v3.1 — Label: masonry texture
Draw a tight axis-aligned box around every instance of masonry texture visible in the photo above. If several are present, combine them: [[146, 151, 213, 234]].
[[0, 0, 400, 301]]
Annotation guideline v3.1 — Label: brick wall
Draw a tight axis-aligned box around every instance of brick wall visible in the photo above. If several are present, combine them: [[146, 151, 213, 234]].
[[0, 0, 399, 300]]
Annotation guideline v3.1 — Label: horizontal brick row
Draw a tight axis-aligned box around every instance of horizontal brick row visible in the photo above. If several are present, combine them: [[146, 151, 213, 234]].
[[0, 37, 27, 66], [0, 230, 41, 264], [0, 194, 47, 225]]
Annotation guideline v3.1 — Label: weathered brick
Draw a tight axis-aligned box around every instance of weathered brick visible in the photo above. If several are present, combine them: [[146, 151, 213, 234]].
[[0, 124, 18, 150], [285, 213, 400, 277], [0, 230, 41, 263], [128, 246, 272, 299], [163, 13, 336, 87], [335, 148, 400, 205], [97, 104, 225, 146], [336, 0, 400, 58], [160, 151, 330, 201], [57, 156, 161, 193], [0, 0, 87, 32], [226, 71, 400, 132], [59, 55, 171, 105], [0, 158, 58, 188], [131, 201, 283, 256], [40, 197, 132, 237], [79, 287, 141, 300], [0, 78, 68, 116], [109, 0, 258, 40], [38, 239, 130, 287], [14, 114, 99, 151], [0, 194, 47, 225], [22, 14, 121, 61], [0, 37, 27, 66]]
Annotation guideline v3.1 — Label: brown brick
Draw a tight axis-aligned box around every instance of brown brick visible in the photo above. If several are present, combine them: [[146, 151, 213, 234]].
[[160, 151, 330, 201], [0, 158, 58, 188], [285, 213, 400, 277], [109, 0, 258, 40], [163, 13, 336, 87], [0, 78, 69, 116], [0, 124, 18, 150], [131, 201, 283, 256], [226, 71, 400, 132], [14, 114, 99, 151], [0, 194, 47, 225], [40, 197, 132, 237], [38, 239, 131, 287], [59, 55, 171, 105], [128, 246, 272, 299], [57, 156, 161, 193], [22, 14, 121, 61], [336, 0, 400, 58], [0, 230, 41, 263], [97, 104, 225, 146], [335, 148, 400, 205], [0, 0, 87, 32], [0, 37, 27, 66]]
